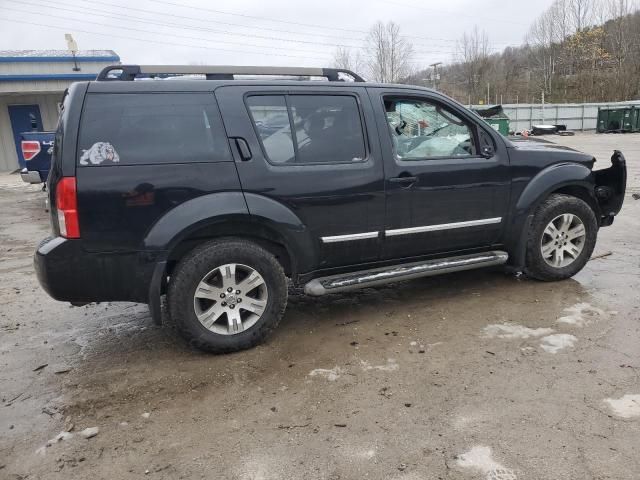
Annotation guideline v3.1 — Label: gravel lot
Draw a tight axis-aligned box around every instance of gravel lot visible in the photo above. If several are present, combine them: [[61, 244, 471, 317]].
[[1, 132, 639, 480]]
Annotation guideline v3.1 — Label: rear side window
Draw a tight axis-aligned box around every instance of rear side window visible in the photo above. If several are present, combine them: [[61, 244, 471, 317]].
[[246, 94, 366, 165], [78, 93, 231, 166]]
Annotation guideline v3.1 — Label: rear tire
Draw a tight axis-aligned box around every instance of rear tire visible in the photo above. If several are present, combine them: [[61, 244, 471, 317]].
[[168, 238, 287, 353], [525, 194, 598, 281]]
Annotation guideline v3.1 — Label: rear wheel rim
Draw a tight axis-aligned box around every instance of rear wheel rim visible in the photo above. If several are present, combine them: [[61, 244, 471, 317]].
[[193, 263, 268, 335], [540, 213, 586, 268]]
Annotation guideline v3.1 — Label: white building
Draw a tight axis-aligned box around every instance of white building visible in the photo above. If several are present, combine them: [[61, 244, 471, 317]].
[[0, 50, 120, 171]]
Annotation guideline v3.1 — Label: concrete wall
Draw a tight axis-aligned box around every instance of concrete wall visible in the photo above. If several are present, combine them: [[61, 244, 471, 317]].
[[0, 93, 62, 171]]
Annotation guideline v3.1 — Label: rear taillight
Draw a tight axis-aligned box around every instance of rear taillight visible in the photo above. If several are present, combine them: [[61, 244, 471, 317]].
[[55, 177, 80, 238], [21, 140, 41, 161]]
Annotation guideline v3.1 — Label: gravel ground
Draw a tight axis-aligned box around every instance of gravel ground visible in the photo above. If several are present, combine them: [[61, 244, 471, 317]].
[[1, 132, 639, 480]]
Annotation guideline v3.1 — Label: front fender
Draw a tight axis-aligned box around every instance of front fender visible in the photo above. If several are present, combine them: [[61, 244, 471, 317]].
[[507, 162, 595, 268]]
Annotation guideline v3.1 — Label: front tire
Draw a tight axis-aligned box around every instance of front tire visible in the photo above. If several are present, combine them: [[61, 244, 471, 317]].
[[168, 239, 288, 353], [525, 194, 598, 281]]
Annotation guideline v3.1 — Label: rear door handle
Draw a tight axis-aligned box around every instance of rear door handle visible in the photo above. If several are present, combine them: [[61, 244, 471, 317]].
[[232, 137, 252, 161], [389, 176, 418, 184]]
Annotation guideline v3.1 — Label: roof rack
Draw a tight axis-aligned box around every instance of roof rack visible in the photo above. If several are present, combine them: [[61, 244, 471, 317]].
[[96, 65, 365, 82]]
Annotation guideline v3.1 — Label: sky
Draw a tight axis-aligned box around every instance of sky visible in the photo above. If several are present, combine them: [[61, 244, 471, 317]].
[[0, 0, 557, 71]]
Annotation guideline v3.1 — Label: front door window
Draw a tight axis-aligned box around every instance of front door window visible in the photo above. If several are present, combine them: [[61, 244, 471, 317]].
[[384, 98, 476, 160]]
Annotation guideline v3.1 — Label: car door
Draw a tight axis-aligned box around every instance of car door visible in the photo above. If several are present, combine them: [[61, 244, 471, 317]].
[[368, 88, 511, 260], [215, 84, 385, 270]]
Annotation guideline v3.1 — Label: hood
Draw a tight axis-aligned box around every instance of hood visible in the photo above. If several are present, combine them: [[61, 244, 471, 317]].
[[506, 137, 596, 168]]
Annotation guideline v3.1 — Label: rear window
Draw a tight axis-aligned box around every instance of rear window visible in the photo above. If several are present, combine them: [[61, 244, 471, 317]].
[[246, 94, 366, 165], [78, 93, 231, 166]]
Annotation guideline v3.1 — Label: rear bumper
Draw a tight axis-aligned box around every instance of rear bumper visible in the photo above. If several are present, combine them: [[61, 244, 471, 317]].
[[34, 236, 157, 303], [20, 169, 43, 184]]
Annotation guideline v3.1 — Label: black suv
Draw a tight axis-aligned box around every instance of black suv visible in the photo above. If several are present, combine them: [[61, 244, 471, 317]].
[[35, 65, 627, 353]]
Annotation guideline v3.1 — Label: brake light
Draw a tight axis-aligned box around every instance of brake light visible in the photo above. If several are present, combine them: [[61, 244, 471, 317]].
[[21, 140, 41, 161], [55, 177, 80, 238]]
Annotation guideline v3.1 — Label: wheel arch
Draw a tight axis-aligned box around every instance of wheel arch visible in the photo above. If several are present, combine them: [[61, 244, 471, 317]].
[[507, 162, 598, 269], [165, 219, 295, 278], [515, 162, 596, 217]]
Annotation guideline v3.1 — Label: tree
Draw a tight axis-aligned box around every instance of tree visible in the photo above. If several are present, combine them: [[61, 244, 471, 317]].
[[365, 21, 414, 83], [569, 0, 594, 31], [332, 46, 365, 75], [457, 26, 490, 102]]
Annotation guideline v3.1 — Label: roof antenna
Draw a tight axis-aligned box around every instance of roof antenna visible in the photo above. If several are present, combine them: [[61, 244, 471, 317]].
[[65, 33, 80, 72]]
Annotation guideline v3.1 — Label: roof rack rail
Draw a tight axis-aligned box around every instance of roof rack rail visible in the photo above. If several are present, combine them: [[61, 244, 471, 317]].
[[96, 65, 365, 82]]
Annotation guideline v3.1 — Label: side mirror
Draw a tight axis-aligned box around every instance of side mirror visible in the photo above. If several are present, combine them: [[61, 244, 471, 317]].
[[481, 145, 495, 158]]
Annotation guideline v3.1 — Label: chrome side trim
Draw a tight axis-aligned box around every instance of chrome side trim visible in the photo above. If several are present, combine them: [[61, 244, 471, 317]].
[[304, 251, 509, 296], [321, 231, 379, 243], [385, 217, 502, 237]]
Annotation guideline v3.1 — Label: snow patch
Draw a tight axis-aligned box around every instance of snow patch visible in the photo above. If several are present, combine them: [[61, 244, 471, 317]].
[[483, 323, 554, 339], [604, 394, 640, 418], [539, 334, 577, 353], [361, 358, 398, 372], [308, 367, 343, 381], [557, 302, 605, 327], [457, 446, 517, 480]]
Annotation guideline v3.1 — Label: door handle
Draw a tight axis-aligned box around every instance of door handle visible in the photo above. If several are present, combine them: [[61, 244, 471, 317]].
[[389, 176, 418, 185], [232, 137, 252, 161]]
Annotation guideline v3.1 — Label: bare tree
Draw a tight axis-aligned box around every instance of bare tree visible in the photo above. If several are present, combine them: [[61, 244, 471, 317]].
[[569, 0, 594, 31], [458, 26, 490, 102], [365, 21, 414, 83], [332, 46, 365, 75], [527, 6, 558, 93]]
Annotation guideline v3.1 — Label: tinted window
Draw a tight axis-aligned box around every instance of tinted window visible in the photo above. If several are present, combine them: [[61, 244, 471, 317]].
[[78, 93, 231, 166], [384, 98, 476, 160], [246, 95, 295, 164], [247, 94, 366, 165]]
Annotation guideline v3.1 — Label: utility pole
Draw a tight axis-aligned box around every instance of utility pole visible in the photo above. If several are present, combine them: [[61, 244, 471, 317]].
[[487, 83, 490, 105], [541, 90, 545, 123], [429, 62, 442, 90]]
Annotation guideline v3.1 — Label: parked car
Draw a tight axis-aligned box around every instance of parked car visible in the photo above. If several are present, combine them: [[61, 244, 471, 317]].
[[34, 65, 627, 353], [20, 131, 54, 184]]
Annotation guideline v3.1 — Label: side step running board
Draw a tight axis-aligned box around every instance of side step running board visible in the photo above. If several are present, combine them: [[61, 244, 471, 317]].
[[304, 251, 509, 296]]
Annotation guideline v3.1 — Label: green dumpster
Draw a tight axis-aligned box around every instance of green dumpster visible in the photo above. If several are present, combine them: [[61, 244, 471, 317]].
[[471, 105, 510, 136], [597, 106, 639, 133], [630, 107, 640, 132]]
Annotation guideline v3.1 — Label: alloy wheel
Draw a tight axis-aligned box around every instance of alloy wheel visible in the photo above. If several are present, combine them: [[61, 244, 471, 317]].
[[193, 263, 268, 335]]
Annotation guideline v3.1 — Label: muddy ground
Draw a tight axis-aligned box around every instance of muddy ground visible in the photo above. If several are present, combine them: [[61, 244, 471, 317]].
[[1, 132, 639, 480]]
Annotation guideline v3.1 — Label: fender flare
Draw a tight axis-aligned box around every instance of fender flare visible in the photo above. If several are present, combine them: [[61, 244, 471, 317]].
[[515, 162, 595, 216], [143, 191, 249, 251], [242, 193, 316, 273]]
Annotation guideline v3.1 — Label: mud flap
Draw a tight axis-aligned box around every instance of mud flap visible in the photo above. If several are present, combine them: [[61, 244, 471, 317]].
[[148, 260, 166, 326]]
